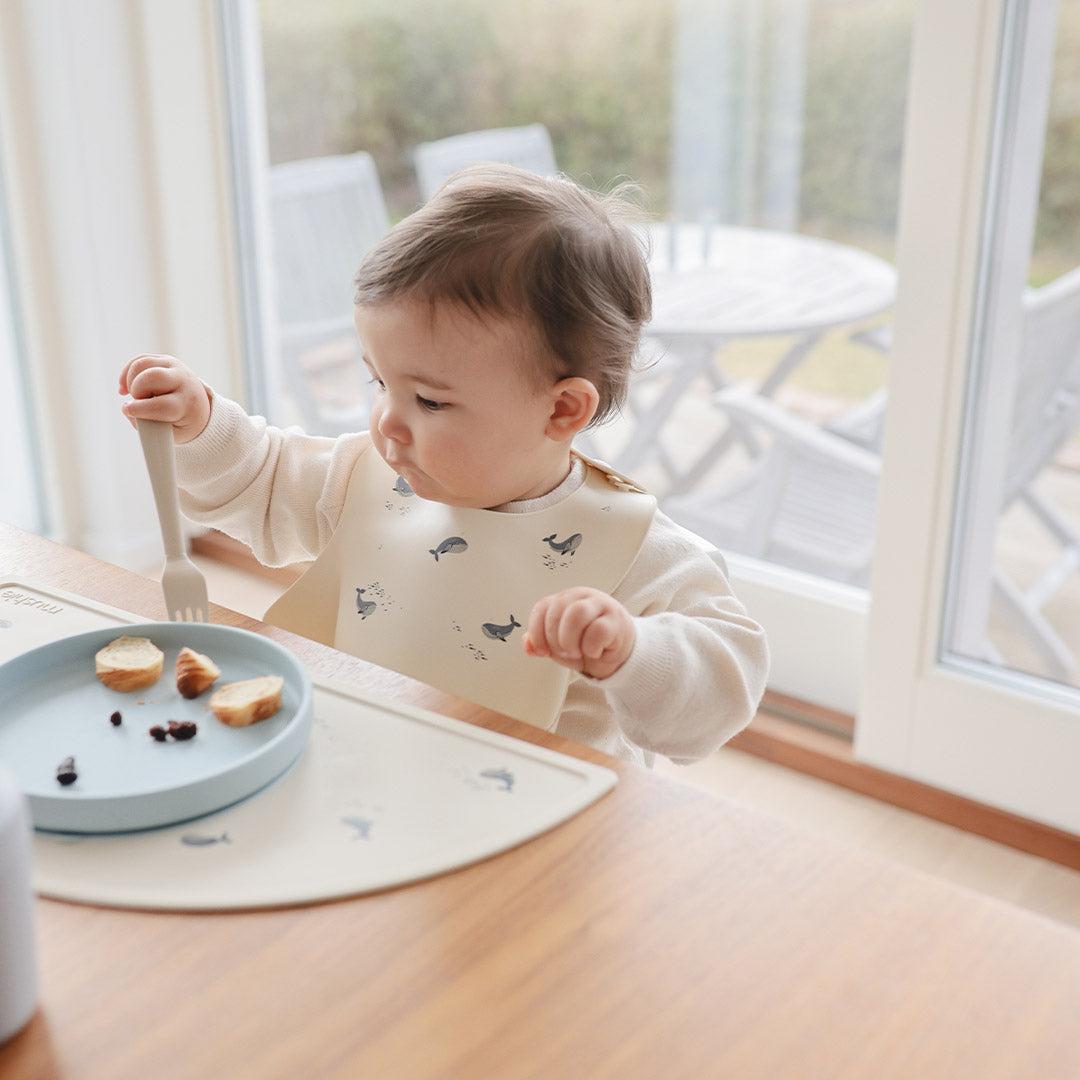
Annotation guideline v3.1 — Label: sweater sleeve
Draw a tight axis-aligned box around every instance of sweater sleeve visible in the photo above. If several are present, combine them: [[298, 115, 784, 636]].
[[171, 392, 370, 568], [583, 510, 770, 764]]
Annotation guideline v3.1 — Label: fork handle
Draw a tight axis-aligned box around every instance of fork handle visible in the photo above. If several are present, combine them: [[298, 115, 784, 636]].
[[137, 419, 186, 561]]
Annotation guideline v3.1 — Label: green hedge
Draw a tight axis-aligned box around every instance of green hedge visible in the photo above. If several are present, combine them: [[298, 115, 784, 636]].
[[259, 0, 1080, 277]]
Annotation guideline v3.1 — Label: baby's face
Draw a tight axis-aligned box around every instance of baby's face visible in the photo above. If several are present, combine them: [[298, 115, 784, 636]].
[[355, 299, 569, 508]]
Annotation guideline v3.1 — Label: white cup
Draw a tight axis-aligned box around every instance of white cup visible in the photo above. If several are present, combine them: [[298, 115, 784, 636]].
[[0, 763, 38, 1044]]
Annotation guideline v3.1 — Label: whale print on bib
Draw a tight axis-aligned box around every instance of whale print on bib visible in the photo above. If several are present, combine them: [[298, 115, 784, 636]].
[[481, 615, 521, 642], [542, 530, 584, 571], [355, 580, 404, 616], [355, 588, 376, 618], [429, 536, 469, 562], [543, 532, 582, 556], [385, 475, 415, 516]]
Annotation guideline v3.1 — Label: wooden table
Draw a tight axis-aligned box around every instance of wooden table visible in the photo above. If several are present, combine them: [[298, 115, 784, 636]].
[[2, 523, 1080, 1080]]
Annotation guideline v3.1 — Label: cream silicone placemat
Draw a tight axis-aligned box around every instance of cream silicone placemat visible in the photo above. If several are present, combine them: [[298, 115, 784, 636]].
[[0, 581, 616, 910]]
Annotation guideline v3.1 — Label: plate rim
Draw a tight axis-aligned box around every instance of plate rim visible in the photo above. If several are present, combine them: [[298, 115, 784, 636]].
[[0, 621, 314, 827]]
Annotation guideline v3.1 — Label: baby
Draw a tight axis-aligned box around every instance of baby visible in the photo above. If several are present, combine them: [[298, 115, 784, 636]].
[[119, 164, 768, 766]]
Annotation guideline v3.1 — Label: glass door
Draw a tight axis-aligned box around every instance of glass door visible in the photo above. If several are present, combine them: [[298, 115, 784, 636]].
[[860, 0, 1080, 832], [224, 0, 918, 714]]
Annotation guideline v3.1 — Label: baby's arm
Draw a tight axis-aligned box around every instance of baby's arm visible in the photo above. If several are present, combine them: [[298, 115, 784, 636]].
[[573, 513, 769, 764], [119, 355, 367, 567], [172, 393, 367, 567]]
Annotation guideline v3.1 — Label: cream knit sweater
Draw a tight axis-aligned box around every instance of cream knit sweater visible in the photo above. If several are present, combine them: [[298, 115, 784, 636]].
[[174, 394, 770, 767]]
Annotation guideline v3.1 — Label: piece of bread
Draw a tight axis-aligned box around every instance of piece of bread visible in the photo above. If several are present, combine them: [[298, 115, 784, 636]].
[[95, 635, 164, 692], [209, 676, 284, 727], [176, 646, 221, 699]]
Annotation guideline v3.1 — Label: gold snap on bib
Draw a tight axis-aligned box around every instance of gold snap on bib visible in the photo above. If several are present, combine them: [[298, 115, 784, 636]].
[[264, 438, 656, 728]]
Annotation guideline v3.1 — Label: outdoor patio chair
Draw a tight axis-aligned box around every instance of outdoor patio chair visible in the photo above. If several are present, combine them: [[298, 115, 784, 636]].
[[269, 151, 390, 435], [413, 124, 558, 202], [663, 265, 1080, 679]]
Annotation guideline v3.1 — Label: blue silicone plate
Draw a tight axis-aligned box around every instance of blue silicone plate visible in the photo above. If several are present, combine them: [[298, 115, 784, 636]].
[[0, 622, 313, 833]]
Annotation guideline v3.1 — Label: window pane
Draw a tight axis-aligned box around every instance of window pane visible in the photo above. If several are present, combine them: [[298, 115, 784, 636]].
[[943, 0, 1080, 691]]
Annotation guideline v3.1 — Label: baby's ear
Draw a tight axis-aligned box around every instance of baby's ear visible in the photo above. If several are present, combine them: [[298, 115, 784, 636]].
[[546, 377, 599, 441]]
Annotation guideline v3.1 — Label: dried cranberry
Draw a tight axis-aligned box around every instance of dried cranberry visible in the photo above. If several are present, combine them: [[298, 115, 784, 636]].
[[109, 710, 122, 726], [148, 725, 168, 742]]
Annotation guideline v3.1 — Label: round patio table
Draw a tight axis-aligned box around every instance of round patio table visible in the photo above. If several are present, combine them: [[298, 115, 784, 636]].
[[647, 222, 896, 339], [602, 222, 897, 493]]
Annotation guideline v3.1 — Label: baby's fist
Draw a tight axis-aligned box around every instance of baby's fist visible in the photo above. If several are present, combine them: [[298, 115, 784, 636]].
[[118, 354, 211, 444], [523, 587, 635, 680]]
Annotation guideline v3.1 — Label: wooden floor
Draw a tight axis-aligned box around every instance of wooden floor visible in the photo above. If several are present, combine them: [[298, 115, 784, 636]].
[[188, 553, 1080, 931], [655, 750, 1080, 930]]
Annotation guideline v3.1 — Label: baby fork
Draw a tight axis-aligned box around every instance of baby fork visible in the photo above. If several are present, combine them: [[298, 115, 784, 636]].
[[137, 418, 210, 622]]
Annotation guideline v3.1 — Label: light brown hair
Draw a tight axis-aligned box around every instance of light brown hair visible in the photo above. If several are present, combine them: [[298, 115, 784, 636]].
[[353, 163, 652, 426]]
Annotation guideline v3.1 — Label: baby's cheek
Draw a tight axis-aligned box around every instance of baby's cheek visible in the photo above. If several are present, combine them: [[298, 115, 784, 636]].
[[438, 431, 480, 479], [367, 407, 386, 452]]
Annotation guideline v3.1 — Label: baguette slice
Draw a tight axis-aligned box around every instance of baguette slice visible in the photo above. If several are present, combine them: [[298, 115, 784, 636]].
[[209, 676, 284, 727], [95, 635, 164, 692], [176, 646, 221, 699]]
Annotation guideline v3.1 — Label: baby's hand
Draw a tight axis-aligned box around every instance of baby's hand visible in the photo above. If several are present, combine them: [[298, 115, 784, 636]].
[[523, 587, 635, 680], [118, 354, 212, 444]]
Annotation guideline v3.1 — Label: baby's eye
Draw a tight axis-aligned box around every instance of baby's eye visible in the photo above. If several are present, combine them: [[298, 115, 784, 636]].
[[367, 375, 385, 391], [417, 395, 446, 412]]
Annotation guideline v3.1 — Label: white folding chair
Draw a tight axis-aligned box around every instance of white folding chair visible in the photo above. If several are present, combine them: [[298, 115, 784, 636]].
[[664, 265, 1080, 678], [413, 124, 557, 202], [269, 152, 390, 435]]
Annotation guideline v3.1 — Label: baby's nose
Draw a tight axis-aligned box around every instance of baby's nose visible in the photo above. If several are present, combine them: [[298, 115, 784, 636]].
[[376, 404, 410, 443]]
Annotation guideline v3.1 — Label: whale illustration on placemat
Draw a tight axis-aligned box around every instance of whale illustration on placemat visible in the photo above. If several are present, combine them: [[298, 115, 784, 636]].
[[480, 768, 515, 792], [341, 815, 374, 840], [181, 832, 231, 847]]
